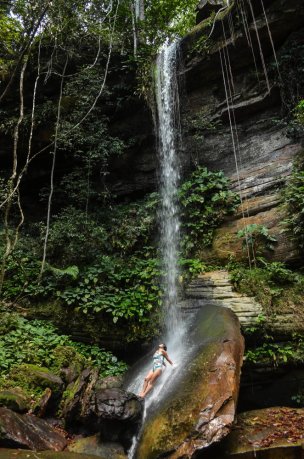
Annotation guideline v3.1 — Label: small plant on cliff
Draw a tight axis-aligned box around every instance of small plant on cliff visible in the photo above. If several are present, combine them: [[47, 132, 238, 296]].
[[294, 100, 304, 125], [283, 156, 304, 252], [179, 167, 240, 255], [237, 224, 277, 267], [228, 260, 304, 318]]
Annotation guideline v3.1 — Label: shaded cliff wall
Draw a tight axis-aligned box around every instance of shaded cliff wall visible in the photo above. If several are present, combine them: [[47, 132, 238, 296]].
[[109, 0, 304, 264], [178, 0, 304, 264]]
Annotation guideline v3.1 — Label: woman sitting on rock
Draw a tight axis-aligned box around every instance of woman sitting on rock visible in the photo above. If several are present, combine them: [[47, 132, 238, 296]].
[[139, 343, 173, 398]]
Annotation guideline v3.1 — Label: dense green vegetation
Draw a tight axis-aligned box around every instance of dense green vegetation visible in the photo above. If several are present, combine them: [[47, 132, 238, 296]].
[[229, 259, 304, 316], [283, 156, 304, 253], [228, 259, 304, 369], [1, 167, 238, 330], [0, 310, 127, 377], [179, 167, 240, 254], [0, 0, 304, 423]]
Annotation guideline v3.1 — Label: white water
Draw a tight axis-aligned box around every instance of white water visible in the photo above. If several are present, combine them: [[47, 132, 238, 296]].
[[156, 39, 182, 337], [127, 39, 193, 458]]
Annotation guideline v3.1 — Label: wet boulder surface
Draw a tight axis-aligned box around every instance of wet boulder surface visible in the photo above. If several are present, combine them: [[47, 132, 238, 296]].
[[0, 407, 67, 451], [0, 450, 101, 459], [136, 305, 244, 459], [62, 369, 143, 449]]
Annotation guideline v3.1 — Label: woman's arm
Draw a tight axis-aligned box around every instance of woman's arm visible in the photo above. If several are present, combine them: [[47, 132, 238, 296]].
[[162, 350, 173, 365]]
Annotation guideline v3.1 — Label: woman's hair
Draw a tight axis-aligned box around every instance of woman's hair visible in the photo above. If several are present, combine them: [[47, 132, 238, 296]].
[[159, 343, 167, 351]]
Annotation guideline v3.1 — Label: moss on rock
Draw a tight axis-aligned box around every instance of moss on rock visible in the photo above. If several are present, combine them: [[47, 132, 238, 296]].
[[9, 364, 64, 396], [0, 388, 30, 413]]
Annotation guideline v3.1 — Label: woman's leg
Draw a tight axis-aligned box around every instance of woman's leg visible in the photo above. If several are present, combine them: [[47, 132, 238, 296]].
[[139, 370, 153, 397], [141, 368, 162, 398]]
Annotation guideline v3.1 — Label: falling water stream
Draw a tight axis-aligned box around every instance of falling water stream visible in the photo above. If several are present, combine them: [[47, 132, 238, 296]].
[[126, 39, 195, 458], [156, 39, 182, 337]]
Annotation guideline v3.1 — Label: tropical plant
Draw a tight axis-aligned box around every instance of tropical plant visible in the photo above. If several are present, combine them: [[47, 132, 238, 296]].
[[179, 167, 240, 254], [237, 224, 277, 266], [0, 311, 127, 377], [283, 158, 304, 252]]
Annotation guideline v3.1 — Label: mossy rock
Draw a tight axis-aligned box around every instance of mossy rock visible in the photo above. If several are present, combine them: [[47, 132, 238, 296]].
[[53, 345, 86, 371], [68, 435, 127, 458], [9, 364, 64, 396], [0, 388, 30, 413], [95, 375, 123, 390], [0, 449, 101, 459], [136, 305, 244, 459], [52, 345, 86, 384]]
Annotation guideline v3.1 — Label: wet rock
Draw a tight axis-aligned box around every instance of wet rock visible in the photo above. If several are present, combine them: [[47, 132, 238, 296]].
[[0, 407, 67, 450], [220, 407, 304, 458], [33, 387, 52, 417], [68, 435, 127, 458], [95, 375, 123, 390], [61, 368, 143, 449], [77, 388, 143, 449], [0, 388, 30, 413], [136, 305, 244, 459], [201, 195, 299, 264], [196, 0, 227, 23], [54, 345, 86, 384], [0, 449, 100, 459], [61, 367, 96, 424]]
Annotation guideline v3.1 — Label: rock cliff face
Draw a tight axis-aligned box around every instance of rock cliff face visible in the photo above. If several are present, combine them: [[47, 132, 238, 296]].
[[185, 270, 302, 333], [110, 0, 304, 263], [178, 0, 304, 263]]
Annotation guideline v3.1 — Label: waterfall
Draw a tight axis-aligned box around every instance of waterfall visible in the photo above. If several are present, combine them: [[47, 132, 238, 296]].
[[126, 40, 195, 459], [156, 39, 182, 338]]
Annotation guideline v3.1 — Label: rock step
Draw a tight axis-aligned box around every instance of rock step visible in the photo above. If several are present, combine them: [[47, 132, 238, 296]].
[[185, 271, 264, 328]]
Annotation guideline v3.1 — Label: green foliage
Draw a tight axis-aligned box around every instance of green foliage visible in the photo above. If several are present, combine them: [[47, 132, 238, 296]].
[[283, 156, 304, 252], [38, 207, 108, 266], [140, 0, 198, 45], [277, 38, 304, 117], [245, 342, 296, 366], [59, 255, 162, 322], [294, 100, 304, 125], [0, 311, 127, 378], [245, 331, 304, 367], [179, 167, 240, 254], [104, 193, 159, 256], [228, 260, 304, 315], [0, 13, 21, 77], [275, 37, 304, 138], [2, 165, 238, 328], [237, 224, 277, 265]]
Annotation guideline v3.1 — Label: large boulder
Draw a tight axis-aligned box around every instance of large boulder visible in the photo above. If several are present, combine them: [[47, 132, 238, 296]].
[[0, 407, 67, 451], [61, 367, 98, 425], [136, 305, 244, 459], [83, 388, 143, 448], [62, 368, 143, 449], [0, 450, 101, 459]]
